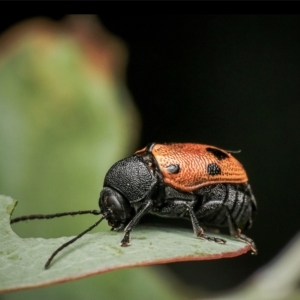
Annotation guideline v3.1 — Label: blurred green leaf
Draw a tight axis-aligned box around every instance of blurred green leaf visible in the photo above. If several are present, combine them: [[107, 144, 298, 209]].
[[1, 195, 251, 294], [205, 234, 300, 300], [0, 15, 139, 239]]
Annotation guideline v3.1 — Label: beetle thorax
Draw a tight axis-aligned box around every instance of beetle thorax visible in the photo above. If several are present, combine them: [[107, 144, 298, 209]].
[[103, 155, 158, 203]]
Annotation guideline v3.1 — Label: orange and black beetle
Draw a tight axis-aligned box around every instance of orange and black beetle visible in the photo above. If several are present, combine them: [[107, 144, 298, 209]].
[[11, 143, 257, 268]]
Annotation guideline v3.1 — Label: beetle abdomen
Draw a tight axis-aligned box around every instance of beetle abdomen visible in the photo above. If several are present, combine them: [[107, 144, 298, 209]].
[[196, 183, 256, 230], [149, 143, 248, 192]]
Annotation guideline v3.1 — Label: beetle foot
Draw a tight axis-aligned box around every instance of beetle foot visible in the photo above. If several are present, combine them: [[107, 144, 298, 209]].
[[120, 231, 131, 247], [198, 233, 227, 244], [237, 233, 257, 255], [120, 241, 131, 246]]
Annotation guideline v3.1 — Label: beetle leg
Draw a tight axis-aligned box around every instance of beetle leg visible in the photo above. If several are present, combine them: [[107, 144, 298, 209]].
[[185, 204, 203, 236], [120, 200, 153, 246], [224, 206, 257, 254], [185, 204, 226, 244]]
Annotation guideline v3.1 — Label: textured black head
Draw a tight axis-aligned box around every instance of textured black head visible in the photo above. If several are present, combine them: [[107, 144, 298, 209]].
[[99, 187, 133, 229]]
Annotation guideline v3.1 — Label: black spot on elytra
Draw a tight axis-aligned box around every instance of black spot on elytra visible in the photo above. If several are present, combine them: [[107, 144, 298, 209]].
[[207, 163, 221, 176], [206, 147, 229, 160], [166, 164, 180, 174]]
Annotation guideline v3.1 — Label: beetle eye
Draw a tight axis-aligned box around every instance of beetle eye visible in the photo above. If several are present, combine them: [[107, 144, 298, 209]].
[[166, 164, 180, 174], [105, 195, 122, 211]]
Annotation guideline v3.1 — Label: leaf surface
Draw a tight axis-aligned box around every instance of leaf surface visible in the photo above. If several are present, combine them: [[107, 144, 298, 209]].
[[0, 195, 251, 293]]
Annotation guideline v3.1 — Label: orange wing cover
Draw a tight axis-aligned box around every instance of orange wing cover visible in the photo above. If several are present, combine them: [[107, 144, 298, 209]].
[[148, 143, 248, 192]]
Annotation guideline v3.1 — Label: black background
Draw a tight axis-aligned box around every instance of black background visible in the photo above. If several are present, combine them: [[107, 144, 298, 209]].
[[2, 15, 300, 293]]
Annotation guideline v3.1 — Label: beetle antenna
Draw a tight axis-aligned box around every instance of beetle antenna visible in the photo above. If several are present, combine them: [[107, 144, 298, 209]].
[[10, 210, 102, 224], [226, 149, 241, 154], [45, 216, 106, 269]]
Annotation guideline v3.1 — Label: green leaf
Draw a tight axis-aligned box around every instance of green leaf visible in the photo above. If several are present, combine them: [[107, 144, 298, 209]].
[[0, 15, 139, 240], [0, 195, 252, 293]]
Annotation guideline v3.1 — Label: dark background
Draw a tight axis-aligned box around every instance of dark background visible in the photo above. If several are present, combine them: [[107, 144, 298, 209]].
[[2, 15, 300, 293]]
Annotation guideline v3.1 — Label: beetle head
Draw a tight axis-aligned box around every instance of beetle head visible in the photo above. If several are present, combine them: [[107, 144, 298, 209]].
[[99, 187, 133, 229]]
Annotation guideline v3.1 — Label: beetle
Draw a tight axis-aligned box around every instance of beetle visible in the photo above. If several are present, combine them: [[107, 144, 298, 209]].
[[11, 142, 257, 269]]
